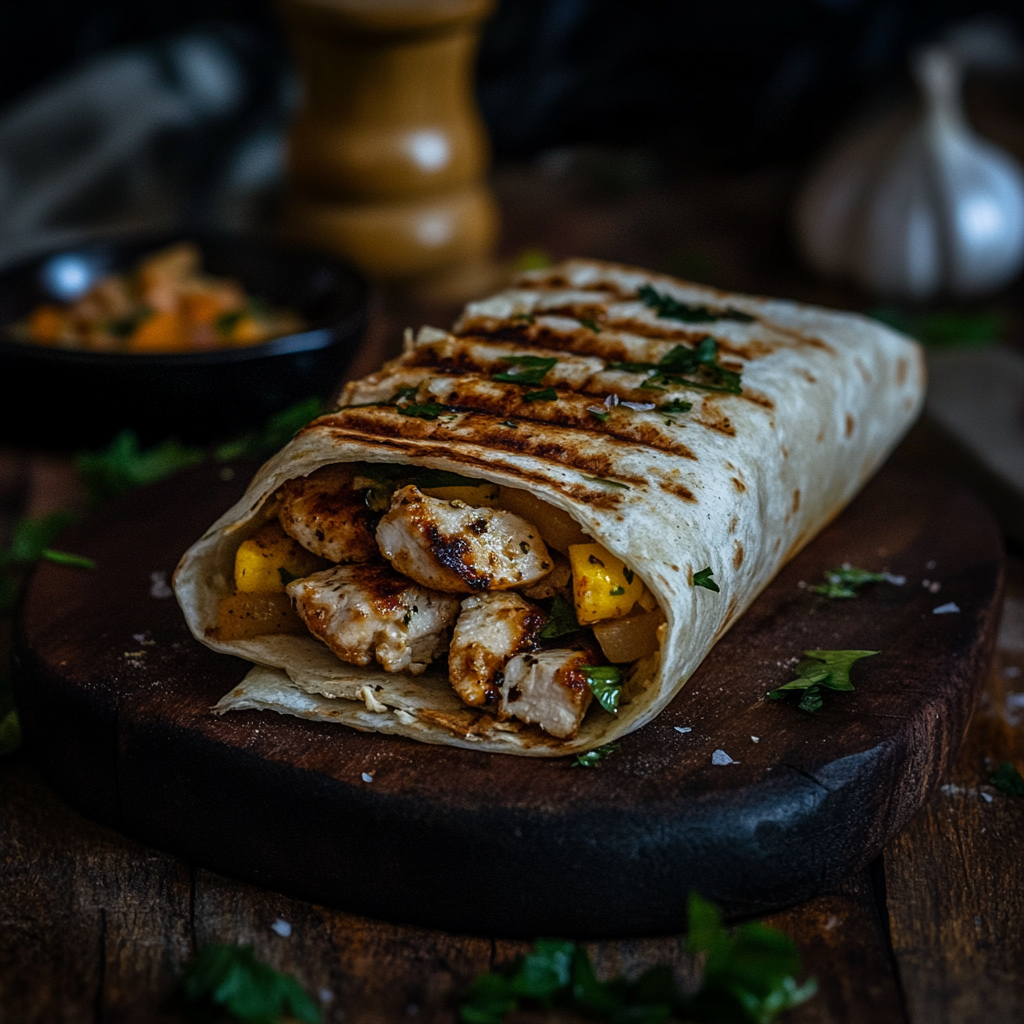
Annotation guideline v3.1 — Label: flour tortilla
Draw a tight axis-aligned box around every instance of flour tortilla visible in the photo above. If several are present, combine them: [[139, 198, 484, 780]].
[[174, 260, 925, 755]]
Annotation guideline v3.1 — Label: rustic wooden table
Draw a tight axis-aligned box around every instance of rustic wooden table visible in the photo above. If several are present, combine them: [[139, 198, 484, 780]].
[[2, 160, 1023, 1023]]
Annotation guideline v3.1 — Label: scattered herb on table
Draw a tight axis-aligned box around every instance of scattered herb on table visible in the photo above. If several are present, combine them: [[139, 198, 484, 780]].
[[492, 355, 558, 385], [572, 743, 620, 768], [0, 704, 21, 756], [582, 666, 623, 714], [458, 893, 815, 1024], [539, 595, 579, 639], [693, 567, 719, 592], [180, 943, 321, 1024], [523, 387, 558, 402], [813, 565, 888, 599], [991, 760, 1024, 797], [768, 650, 878, 713], [638, 283, 755, 324], [609, 336, 742, 395], [78, 431, 205, 505]]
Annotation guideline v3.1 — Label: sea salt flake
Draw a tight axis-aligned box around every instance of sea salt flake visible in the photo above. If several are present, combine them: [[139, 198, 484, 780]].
[[981, 790, 994, 803], [751, 736, 760, 743], [361, 772, 374, 783], [149, 571, 172, 599], [620, 401, 656, 411], [933, 602, 960, 615], [271, 919, 292, 937], [319, 989, 334, 1004], [882, 573, 906, 585], [928, 581, 942, 594], [604, 393, 619, 408], [674, 726, 692, 734], [712, 749, 735, 765]]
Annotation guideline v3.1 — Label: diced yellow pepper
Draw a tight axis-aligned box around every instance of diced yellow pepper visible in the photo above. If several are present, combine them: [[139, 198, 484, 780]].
[[420, 483, 500, 506], [569, 542, 645, 624], [234, 522, 324, 593]]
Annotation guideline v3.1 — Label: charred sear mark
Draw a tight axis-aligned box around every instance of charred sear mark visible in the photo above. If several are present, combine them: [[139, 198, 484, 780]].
[[854, 357, 872, 384], [733, 541, 745, 568], [797, 368, 817, 384], [659, 481, 697, 502], [896, 358, 908, 386], [845, 414, 855, 438], [792, 489, 801, 513], [731, 477, 745, 493], [691, 400, 736, 437], [423, 524, 491, 590]]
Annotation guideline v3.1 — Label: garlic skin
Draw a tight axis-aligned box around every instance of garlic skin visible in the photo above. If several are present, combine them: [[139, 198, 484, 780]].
[[796, 45, 1024, 300]]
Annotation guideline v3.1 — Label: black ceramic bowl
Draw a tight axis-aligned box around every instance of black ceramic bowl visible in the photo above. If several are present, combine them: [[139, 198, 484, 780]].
[[0, 232, 369, 449]]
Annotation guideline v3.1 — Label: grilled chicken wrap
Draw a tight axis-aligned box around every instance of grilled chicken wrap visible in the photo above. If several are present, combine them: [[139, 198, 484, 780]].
[[174, 260, 925, 756]]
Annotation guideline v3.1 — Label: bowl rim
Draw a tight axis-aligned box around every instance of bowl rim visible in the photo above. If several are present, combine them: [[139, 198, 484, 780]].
[[0, 230, 369, 366]]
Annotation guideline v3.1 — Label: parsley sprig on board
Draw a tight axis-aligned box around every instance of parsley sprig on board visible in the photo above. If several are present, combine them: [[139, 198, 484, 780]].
[[180, 944, 321, 1023], [768, 650, 878, 713], [991, 761, 1024, 797], [638, 284, 756, 324], [813, 565, 888, 599], [572, 743, 619, 768], [609, 337, 742, 395], [458, 893, 816, 1024]]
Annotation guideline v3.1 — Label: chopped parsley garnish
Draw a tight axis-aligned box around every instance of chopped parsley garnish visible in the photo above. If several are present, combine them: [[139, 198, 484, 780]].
[[693, 567, 719, 592], [572, 743, 619, 768], [457, 894, 815, 1024], [659, 398, 693, 413], [492, 355, 558, 385], [813, 565, 888, 599], [609, 585, 626, 596], [180, 944, 321, 1024], [587, 408, 610, 422], [510, 311, 536, 324], [278, 567, 300, 587], [578, 317, 602, 333], [768, 650, 878, 713], [622, 567, 635, 584], [390, 385, 419, 403], [582, 666, 623, 714], [991, 760, 1024, 796], [638, 283, 755, 324], [397, 401, 453, 420], [609, 337, 742, 395], [583, 475, 630, 489], [523, 387, 558, 402], [540, 595, 579, 639]]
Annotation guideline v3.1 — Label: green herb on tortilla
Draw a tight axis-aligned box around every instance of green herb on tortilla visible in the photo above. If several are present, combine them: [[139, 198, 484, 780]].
[[579, 317, 602, 333], [582, 666, 623, 714], [609, 584, 626, 596], [397, 401, 453, 420], [991, 760, 1024, 797], [768, 650, 878, 713], [659, 399, 693, 413], [583, 476, 630, 489], [458, 894, 815, 1024], [813, 565, 889, 599], [572, 743, 619, 768], [610, 337, 742, 395], [523, 387, 558, 402], [539, 595, 579, 639], [693, 567, 719, 592], [638, 283, 755, 324], [588, 408, 610, 422], [180, 943, 321, 1024], [492, 355, 558, 386], [390, 385, 420, 404]]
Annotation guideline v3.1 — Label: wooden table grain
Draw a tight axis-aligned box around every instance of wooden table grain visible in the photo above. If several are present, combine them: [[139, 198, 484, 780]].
[[2, 159, 1023, 1023]]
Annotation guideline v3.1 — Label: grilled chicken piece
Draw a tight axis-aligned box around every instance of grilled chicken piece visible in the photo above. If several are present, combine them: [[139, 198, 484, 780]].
[[500, 647, 598, 739], [278, 465, 377, 564], [376, 485, 554, 593], [448, 592, 544, 709], [287, 562, 459, 674], [518, 552, 572, 600]]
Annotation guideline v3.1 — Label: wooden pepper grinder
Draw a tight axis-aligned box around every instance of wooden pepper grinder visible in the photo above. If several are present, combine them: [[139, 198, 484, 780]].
[[278, 0, 499, 286]]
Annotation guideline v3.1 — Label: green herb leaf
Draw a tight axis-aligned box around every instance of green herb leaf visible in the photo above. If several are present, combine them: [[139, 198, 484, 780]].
[[79, 431, 205, 504], [622, 567, 635, 584], [391, 385, 420, 404], [40, 549, 96, 570], [638, 283, 755, 323], [609, 584, 626, 596], [2, 510, 76, 565], [572, 743, 620, 768], [523, 387, 558, 402], [588, 408, 610, 422], [180, 943, 321, 1024], [215, 309, 244, 336], [868, 308, 1001, 349], [769, 650, 878, 711], [582, 666, 623, 714], [0, 708, 21, 756], [812, 565, 889, 599], [579, 317, 602, 333], [609, 337, 742, 395], [991, 760, 1024, 797], [583, 475, 630, 489], [397, 401, 453, 420], [693, 567, 719, 592], [659, 399, 693, 413], [457, 894, 815, 1024], [278, 567, 300, 587], [540, 595, 579, 639], [493, 355, 558, 386], [215, 397, 325, 462], [512, 247, 553, 272]]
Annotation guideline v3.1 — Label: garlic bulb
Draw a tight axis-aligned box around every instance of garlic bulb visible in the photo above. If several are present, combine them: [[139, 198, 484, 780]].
[[795, 45, 1024, 300]]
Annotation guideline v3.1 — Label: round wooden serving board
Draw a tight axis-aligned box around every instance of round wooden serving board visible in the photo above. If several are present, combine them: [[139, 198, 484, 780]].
[[13, 456, 1003, 938]]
